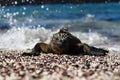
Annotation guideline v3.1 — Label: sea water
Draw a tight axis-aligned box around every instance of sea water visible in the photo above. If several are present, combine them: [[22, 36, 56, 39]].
[[0, 3, 120, 51]]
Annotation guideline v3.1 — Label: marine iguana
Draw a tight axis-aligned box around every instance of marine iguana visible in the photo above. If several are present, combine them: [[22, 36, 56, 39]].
[[22, 27, 109, 56]]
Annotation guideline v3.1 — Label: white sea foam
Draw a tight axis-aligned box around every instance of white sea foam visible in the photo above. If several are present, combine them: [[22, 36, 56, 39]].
[[0, 27, 53, 49], [72, 31, 108, 45], [0, 26, 120, 52], [0, 27, 110, 50]]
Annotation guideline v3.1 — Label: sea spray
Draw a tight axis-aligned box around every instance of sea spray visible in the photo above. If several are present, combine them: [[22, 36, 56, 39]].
[[0, 26, 120, 52], [0, 26, 109, 50], [71, 31, 108, 45], [0, 27, 52, 49]]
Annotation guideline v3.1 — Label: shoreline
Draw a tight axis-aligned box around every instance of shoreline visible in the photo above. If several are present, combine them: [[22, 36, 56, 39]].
[[0, 49, 120, 80]]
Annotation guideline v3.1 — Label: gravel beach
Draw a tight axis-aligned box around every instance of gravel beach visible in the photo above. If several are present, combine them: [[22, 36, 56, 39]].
[[0, 49, 120, 80]]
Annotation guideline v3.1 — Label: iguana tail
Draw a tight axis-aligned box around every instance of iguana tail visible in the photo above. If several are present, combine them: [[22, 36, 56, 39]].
[[78, 43, 109, 56], [88, 46, 109, 56]]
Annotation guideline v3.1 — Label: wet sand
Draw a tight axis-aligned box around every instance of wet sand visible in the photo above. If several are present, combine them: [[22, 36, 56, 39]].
[[0, 49, 120, 80]]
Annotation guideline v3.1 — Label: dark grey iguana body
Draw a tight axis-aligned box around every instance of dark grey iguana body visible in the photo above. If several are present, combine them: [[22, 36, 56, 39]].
[[22, 28, 109, 56]]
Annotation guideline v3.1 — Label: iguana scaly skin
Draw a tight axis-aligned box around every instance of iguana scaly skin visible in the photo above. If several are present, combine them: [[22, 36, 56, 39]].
[[22, 27, 109, 56]]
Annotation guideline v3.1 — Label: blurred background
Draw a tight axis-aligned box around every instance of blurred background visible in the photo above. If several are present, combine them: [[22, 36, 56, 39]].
[[0, 0, 120, 51]]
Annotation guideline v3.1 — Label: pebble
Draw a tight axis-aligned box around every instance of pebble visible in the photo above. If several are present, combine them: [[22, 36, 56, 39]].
[[0, 49, 120, 80]]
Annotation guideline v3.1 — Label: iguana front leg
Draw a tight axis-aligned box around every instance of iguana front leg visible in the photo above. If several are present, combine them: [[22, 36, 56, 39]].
[[22, 43, 50, 56]]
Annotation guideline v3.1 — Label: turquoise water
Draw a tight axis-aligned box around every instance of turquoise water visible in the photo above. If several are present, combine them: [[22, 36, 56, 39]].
[[0, 3, 120, 51]]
